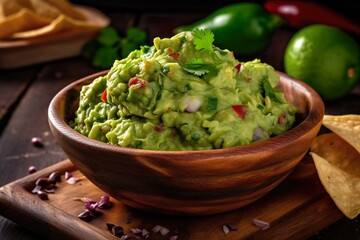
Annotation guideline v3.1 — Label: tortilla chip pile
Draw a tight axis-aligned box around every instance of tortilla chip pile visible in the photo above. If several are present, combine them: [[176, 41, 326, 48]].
[[0, 0, 102, 40], [310, 114, 360, 219]]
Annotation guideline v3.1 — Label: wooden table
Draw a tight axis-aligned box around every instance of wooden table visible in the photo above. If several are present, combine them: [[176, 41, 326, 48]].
[[0, 2, 359, 239]]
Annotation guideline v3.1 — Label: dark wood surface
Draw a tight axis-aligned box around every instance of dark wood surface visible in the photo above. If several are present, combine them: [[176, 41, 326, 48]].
[[0, 2, 359, 239]]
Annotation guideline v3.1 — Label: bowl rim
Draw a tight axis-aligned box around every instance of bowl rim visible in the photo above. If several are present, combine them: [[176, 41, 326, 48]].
[[48, 70, 324, 156]]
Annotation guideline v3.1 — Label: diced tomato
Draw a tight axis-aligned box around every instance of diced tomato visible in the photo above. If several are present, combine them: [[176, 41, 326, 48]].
[[153, 125, 166, 132], [168, 52, 180, 59], [231, 105, 246, 119], [278, 112, 287, 124], [235, 64, 242, 74], [100, 88, 107, 102], [128, 77, 147, 88]]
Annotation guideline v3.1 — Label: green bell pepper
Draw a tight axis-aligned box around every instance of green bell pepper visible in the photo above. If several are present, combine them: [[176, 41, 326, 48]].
[[174, 2, 284, 56]]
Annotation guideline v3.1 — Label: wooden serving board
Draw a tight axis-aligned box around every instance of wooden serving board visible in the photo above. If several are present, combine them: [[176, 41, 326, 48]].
[[0, 157, 343, 240]]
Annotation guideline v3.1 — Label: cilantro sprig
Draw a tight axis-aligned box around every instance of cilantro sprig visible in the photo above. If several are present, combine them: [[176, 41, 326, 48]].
[[82, 26, 148, 69], [182, 58, 218, 77], [181, 29, 219, 77], [192, 28, 215, 53]]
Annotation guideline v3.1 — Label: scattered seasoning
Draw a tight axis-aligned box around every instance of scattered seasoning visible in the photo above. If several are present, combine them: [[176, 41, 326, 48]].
[[98, 194, 112, 209], [77, 209, 93, 222], [37, 190, 48, 200], [48, 171, 61, 183], [252, 219, 270, 230], [151, 225, 170, 236], [222, 224, 230, 234], [106, 223, 137, 239], [129, 228, 142, 235], [142, 229, 150, 239], [111, 226, 125, 238], [77, 195, 113, 222], [28, 166, 37, 174], [223, 223, 238, 234], [66, 176, 79, 184], [169, 235, 178, 240], [31, 185, 42, 194], [35, 177, 51, 188], [64, 171, 72, 180], [31, 137, 43, 147]]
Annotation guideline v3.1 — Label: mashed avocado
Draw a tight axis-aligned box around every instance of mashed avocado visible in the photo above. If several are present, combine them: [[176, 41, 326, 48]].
[[71, 30, 297, 150]]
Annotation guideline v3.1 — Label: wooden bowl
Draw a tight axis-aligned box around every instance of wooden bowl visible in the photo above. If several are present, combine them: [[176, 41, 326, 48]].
[[48, 70, 324, 216]]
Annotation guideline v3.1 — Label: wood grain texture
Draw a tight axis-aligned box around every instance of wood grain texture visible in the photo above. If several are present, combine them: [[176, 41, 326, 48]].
[[0, 158, 343, 240], [48, 70, 324, 215]]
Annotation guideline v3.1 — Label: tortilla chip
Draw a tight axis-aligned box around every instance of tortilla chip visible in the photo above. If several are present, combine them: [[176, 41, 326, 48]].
[[310, 152, 360, 219], [38, 0, 87, 21], [0, 9, 51, 39], [0, 0, 90, 39], [310, 133, 360, 175], [11, 14, 101, 39], [323, 114, 360, 153], [310, 133, 360, 219], [0, 0, 86, 21]]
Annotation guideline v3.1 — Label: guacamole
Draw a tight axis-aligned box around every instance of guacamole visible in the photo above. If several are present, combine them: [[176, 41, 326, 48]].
[[71, 30, 297, 150]]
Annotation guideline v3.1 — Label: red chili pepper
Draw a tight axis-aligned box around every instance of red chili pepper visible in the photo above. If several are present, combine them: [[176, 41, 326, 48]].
[[231, 105, 246, 119], [101, 89, 107, 102], [264, 1, 360, 35], [168, 52, 180, 59], [235, 63, 242, 74], [128, 77, 148, 88]]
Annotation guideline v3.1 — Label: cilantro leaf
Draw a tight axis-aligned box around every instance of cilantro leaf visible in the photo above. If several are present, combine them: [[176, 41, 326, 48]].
[[263, 77, 284, 103], [97, 27, 121, 46], [93, 46, 119, 69], [192, 28, 214, 53], [182, 58, 219, 77], [126, 27, 147, 44], [82, 26, 148, 69]]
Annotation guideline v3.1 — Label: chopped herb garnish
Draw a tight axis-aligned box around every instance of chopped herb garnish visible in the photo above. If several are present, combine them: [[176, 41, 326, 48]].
[[192, 28, 214, 53], [263, 77, 284, 103], [82, 26, 148, 69], [182, 58, 219, 77], [207, 97, 218, 112]]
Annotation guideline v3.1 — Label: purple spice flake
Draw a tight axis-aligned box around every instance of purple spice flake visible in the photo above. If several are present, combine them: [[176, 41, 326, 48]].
[[141, 229, 149, 238], [106, 223, 115, 231], [98, 194, 113, 209], [31, 137, 43, 148], [222, 224, 230, 234], [111, 226, 125, 238], [152, 225, 162, 233], [37, 190, 48, 200], [121, 235, 138, 240], [28, 166, 37, 174], [85, 201, 99, 211], [66, 176, 78, 184], [73, 197, 94, 203], [226, 223, 238, 231], [48, 171, 61, 182], [43, 188, 55, 194], [129, 228, 142, 235], [35, 177, 50, 187], [64, 171, 72, 180], [169, 235, 178, 240], [31, 185, 42, 194], [78, 210, 93, 222], [252, 219, 270, 230], [159, 226, 170, 236]]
